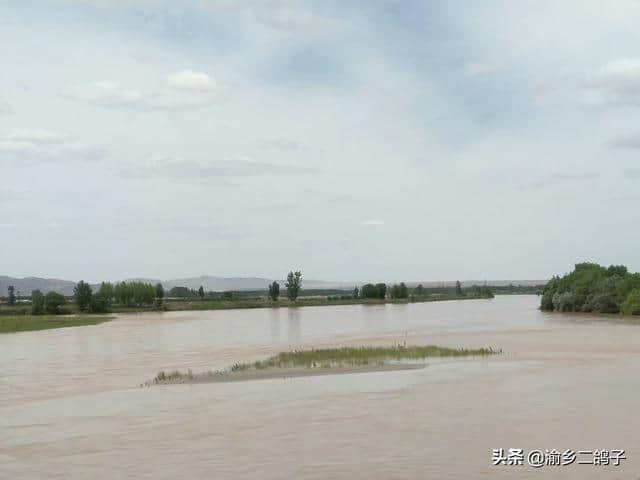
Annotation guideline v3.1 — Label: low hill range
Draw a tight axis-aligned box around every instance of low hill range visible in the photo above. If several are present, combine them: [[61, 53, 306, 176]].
[[0, 275, 547, 296]]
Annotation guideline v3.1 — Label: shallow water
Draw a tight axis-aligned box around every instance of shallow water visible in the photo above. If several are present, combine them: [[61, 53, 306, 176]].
[[1, 296, 639, 479]]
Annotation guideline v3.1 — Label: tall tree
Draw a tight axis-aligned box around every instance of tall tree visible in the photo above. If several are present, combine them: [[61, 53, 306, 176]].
[[31, 289, 45, 315], [99, 282, 114, 300], [353, 286, 359, 299], [155, 283, 165, 308], [74, 281, 93, 312], [285, 270, 302, 301], [268, 281, 280, 301], [7, 285, 16, 306], [198, 285, 205, 298], [44, 291, 66, 314], [455, 280, 463, 296], [155, 283, 164, 300]]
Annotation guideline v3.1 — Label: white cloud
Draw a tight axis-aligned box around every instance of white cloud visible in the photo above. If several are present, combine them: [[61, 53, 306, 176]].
[[253, 2, 342, 34], [259, 137, 313, 152], [117, 155, 316, 181], [167, 70, 215, 91], [463, 62, 497, 78], [68, 70, 218, 111], [0, 129, 105, 166], [625, 169, 640, 179], [609, 132, 640, 149], [585, 58, 640, 107], [0, 100, 14, 115], [361, 219, 384, 226], [70, 81, 143, 108]]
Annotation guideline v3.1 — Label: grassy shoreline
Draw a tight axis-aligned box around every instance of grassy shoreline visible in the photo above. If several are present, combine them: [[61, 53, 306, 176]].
[[0, 315, 113, 334], [0, 294, 493, 333], [146, 293, 494, 313], [150, 345, 500, 385]]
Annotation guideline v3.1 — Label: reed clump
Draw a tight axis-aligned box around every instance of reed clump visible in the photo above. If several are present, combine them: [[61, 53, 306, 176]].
[[151, 345, 499, 384]]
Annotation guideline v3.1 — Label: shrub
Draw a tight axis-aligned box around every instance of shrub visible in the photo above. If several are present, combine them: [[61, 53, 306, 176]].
[[44, 291, 66, 314], [622, 289, 640, 315], [31, 290, 45, 315]]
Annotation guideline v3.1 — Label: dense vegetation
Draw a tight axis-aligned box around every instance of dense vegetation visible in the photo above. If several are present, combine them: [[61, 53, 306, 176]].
[[360, 283, 387, 299], [3, 269, 496, 321], [541, 263, 640, 314]]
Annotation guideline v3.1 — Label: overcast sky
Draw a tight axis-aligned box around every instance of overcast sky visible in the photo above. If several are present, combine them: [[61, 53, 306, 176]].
[[1, 0, 640, 283]]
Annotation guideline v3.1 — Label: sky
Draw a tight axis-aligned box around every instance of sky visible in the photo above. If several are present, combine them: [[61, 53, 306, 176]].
[[1, 0, 640, 283]]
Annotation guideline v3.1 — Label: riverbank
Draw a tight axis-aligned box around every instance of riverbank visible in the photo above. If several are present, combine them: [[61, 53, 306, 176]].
[[137, 292, 494, 313], [0, 314, 113, 334], [149, 345, 499, 385], [0, 294, 494, 333]]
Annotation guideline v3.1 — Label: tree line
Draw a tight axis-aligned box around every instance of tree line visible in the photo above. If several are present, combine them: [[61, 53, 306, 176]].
[[541, 262, 640, 314], [27, 280, 166, 315]]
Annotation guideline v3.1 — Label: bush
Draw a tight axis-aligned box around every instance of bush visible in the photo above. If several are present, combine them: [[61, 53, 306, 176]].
[[622, 289, 640, 315], [31, 290, 45, 315], [542, 263, 639, 313], [390, 283, 409, 299], [360, 283, 387, 299], [89, 293, 112, 313], [74, 281, 93, 312], [44, 291, 66, 314]]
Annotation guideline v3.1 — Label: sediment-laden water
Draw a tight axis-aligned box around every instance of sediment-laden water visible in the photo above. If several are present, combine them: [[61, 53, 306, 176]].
[[1, 296, 638, 479]]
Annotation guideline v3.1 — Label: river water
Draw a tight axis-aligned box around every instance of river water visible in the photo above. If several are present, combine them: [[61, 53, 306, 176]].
[[1, 295, 639, 479]]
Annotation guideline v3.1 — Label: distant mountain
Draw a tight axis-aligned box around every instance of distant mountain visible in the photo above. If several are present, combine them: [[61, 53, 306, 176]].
[[126, 276, 356, 292], [0, 274, 548, 296], [126, 276, 273, 291], [0, 276, 77, 296]]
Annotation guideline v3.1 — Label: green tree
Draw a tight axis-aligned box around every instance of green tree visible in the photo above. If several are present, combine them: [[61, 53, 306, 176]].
[[169, 286, 193, 298], [414, 284, 425, 296], [286, 270, 302, 301], [74, 280, 93, 312], [99, 282, 114, 300], [155, 283, 165, 307], [622, 289, 640, 315], [455, 281, 463, 296], [198, 285, 205, 298], [268, 281, 280, 301], [540, 263, 638, 313], [353, 286, 359, 299], [360, 283, 386, 299], [390, 283, 408, 299], [44, 291, 66, 314], [89, 291, 112, 313], [31, 290, 45, 315], [114, 281, 155, 306], [360, 283, 376, 298], [7, 285, 16, 306]]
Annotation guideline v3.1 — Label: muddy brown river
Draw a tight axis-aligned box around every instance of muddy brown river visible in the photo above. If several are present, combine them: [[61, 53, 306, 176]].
[[1, 296, 639, 479]]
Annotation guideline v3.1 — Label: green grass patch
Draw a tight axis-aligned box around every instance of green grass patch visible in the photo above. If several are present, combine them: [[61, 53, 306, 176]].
[[153, 344, 500, 384], [249, 345, 499, 369], [0, 315, 113, 334]]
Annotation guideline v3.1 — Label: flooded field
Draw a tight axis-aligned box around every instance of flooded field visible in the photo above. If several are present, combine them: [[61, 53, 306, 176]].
[[1, 296, 639, 479]]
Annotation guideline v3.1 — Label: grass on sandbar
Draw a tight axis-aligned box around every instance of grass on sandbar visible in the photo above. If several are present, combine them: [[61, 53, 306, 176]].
[[153, 345, 500, 383], [246, 345, 499, 369], [0, 315, 113, 334]]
